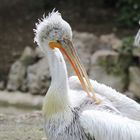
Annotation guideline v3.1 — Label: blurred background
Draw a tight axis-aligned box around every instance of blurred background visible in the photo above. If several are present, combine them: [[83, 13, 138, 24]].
[[0, 0, 140, 139]]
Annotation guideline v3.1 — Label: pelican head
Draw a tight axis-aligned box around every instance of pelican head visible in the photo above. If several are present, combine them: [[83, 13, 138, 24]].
[[34, 11, 72, 48], [34, 11, 99, 102]]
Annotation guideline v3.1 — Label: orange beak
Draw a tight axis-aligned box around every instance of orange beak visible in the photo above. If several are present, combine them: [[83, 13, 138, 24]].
[[49, 39, 100, 103]]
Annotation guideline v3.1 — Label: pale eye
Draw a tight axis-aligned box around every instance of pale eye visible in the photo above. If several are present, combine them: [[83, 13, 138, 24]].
[[49, 32, 56, 39]]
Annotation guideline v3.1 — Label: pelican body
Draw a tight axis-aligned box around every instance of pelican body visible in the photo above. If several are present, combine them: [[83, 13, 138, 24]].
[[34, 11, 140, 140], [134, 21, 140, 47]]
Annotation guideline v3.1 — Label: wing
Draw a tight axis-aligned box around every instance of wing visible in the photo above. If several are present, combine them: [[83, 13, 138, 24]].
[[69, 76, 140, 121], [80, 110, 140, 140]]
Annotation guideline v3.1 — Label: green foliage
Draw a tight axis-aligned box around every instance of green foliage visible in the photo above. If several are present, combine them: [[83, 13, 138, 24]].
[[117, 36, 134, 55], [116, 0, 140, 27], [116, 37, 134, 77], [37, 0, 140, 27], [116, 36, 134, 88], [99, 36, 135, 90], [99, 54, 124, 76]]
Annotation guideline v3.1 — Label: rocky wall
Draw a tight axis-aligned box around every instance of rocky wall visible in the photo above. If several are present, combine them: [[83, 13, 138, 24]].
[[3, 31, 140, 100]]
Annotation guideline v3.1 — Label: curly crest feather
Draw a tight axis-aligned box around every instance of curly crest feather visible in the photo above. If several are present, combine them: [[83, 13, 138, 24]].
[[34, 10, 72, 47]]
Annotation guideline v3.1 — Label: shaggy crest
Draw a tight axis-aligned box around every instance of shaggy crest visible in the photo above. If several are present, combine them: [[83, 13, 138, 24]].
[[34, 10, 72, 47]]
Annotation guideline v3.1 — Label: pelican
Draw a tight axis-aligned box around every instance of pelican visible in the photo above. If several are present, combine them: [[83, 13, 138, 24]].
[[34, 11, 140, 140], [134, 21, 140, 47]]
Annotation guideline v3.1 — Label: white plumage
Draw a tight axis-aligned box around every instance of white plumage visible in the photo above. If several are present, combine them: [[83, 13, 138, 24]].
[[34, 11, 140, 140], [134, 21, 140, 47]]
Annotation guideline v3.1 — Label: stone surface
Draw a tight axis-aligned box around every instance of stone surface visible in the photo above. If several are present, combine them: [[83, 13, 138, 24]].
[[6, 32, 102, 94], [19, 46, 36, 66], [0, 81, 5, 90], [0, 91, 43, 109], [7, 47, 36, 92], [89, 50, 125, 92], [7, 61, 27, 91], [71, 31, 100, 74], [6, 32, 132, 95], [124, 91, 137, 100], [27, 57, 50, 95], [26, 32, 101, 92], [133, 47, 140, 59], [129, 67, 140, 99], [35, 47, 44, 59], [73, 31, 100, 53], [99, 33, 122, 50]]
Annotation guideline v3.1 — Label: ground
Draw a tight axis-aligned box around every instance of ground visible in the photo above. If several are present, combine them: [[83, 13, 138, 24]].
[[0, 106, 44, 140], [0, 91, 45, 140]]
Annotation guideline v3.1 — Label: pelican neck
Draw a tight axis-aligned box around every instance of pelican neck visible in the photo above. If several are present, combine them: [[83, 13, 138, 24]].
[[45, 45, 69, 93]]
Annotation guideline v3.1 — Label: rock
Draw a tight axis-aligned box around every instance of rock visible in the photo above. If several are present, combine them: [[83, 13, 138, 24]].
[[0, 81, 5, 90], [90, 50, 119, 65], [0, 113, 6, 121], [67, 31, 100, 76], [7, 47, 36, 92], [41, 138, 47, 140], [5, 32, 126, 95], [7, 61, 27, 91], [129, 67, 140, 99], [20, 79, 28, 92], [89, 50, 125, 92], [73, 31, 100, 53], [124, 91, 136, 100], [89, 65, 124, 92], [0, 91, 43, 109], [19, 46, 36, 66], [27, 57, 50, 95], [133, 47, 140, 57], [100, 34, 122, 50], [35, 47, 44, 59]]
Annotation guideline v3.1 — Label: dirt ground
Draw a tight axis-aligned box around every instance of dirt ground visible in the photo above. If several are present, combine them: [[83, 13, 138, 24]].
[[0, 106, 45, 140]]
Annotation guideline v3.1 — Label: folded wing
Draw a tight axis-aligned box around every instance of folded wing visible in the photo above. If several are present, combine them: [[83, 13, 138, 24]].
[[69, 76, 140, 121], [80, 109, 140, 140]]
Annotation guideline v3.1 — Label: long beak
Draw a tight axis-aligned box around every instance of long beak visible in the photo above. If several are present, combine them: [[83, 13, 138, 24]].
[[49, 39, 100, 103]]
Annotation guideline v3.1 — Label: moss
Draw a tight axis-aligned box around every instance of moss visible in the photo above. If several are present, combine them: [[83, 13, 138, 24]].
[[99, 54, 131, 90], [98, 54, 122, 76], [99, 36, 134, 90]]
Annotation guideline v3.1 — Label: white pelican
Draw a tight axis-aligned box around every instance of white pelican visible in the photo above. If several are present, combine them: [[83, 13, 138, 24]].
[[34, 11, 140, 140], [134, 21, 140, 47]]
